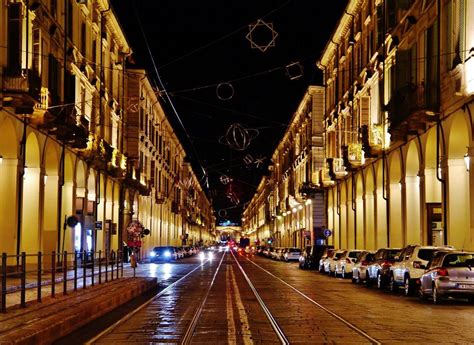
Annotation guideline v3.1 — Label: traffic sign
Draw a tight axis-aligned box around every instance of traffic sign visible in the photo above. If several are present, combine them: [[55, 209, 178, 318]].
[[323, 229, 332, 237]]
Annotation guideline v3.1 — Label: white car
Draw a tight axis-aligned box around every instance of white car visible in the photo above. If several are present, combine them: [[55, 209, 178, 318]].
[[390, 245, 454, 296], [352, 251, 376, 284], [324, 249, 346, 275], [335, 250, 363, 278], [283, 248, 301, 262]]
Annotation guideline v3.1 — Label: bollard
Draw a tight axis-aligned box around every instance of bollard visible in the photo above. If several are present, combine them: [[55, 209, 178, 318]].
[[111, 250, 115, 281], [1, 253, 7, 312], [115, 250, 119, 280], [98, 250, 102, 284], [37, 252, 42, 303], [20, 252, 26, 308], [91, 251, 95, 286], [51, 251, 56, 298], [63, 251, 67, 295], [105, 251, 109, 283], [73, 252, 77, 291], [82, 250, 86, 289]]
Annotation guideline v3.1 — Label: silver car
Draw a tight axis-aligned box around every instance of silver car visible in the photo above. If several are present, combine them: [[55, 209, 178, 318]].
[[352, 251, 376, 284], [420, 251, 474, 304], [325, 250, 346, 275]]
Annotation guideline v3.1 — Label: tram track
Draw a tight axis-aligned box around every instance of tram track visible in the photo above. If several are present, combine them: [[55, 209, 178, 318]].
[[86, 255, 222, 344], [235, 254, 382, 345]]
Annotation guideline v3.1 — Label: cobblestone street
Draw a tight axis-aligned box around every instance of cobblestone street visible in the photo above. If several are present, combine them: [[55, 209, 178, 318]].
[[74, 251, 474, 344]]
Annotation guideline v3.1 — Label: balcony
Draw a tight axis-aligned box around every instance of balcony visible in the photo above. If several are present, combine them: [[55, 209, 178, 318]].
[[361, 124, 383, 158], [387, 82, 438, 142], [1, 68, 41, 113], [327, 157, 347, 180], [299, 182, 320, 197]]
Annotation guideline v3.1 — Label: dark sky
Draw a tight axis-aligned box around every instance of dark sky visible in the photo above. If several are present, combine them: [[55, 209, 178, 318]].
[[111, 0, 348, 224]]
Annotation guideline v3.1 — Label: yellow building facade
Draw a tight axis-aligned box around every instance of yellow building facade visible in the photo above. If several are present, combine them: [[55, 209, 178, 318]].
[[0, 0, 215, 258], [245, 0, 474, 252]]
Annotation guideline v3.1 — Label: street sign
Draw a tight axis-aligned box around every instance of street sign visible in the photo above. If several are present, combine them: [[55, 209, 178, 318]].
[[95, 221, 103, 230], [323, 229, 332, 237]]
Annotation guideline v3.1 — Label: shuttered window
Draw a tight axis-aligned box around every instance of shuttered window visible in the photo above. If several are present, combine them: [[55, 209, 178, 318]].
[[7, 3, 22, 74]]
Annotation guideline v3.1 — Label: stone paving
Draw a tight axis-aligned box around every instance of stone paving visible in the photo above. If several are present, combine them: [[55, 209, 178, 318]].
[[61, 251, 474, 344]]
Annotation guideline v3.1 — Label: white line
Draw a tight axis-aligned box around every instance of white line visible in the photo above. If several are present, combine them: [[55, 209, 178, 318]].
[[230, 265, 253, 345], [85, 259, 212, 344], [244, 257, 382, 345], [231, 251, 289, 345], [181, 252, 226, 344], [226, 266, 237, 345]]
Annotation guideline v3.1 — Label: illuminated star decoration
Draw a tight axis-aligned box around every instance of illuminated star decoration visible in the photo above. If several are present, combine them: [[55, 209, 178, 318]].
[[285, 62, 304, 81], [245, 19, 278, 53], [243, 154, 254, 166], [254, 156, 266, 168]]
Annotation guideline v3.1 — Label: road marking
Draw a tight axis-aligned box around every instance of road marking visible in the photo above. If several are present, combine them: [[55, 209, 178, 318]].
[[226, 265, 237, 345], [230, 265, 253, 345], [231, 251, 289, 345], [244, 256, 382, 345], [85, 259, 212, 344]]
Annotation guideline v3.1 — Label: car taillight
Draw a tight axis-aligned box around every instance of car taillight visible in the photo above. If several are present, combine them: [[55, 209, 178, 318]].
[[437, 268, 449, 277], [413, 261, 422, 269], [346, 258, 352, 264], [361, 260, 368, 266], [382, 261, 392, 268]]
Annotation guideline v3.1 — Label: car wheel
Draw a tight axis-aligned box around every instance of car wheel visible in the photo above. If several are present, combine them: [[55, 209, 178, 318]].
[[351, 272, 357, 284], [377, 272, 384, 290], [404, 276, 413, 296], [389, 274, 397, 293], [433, 284, 442, 305], [419, 287, 429, 301]]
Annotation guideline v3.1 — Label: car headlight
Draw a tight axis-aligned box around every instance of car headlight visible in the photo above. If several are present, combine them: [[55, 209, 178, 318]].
[[208, 252, 214, 260], [199, 252, 205, 260], [150, 251, 156, 257], [164, 251, 171, 257]]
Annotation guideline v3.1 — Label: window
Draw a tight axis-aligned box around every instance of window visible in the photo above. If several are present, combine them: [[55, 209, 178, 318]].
[[67, 0, 73, 40], [7, 2, 22, 73], [33, 28, 41, 74], [425, 20, 439, 109], [51, 0, 57, 18], [48, 54, 61, 104], [81, 21, 87, 57], [417, 249, 437, 261]]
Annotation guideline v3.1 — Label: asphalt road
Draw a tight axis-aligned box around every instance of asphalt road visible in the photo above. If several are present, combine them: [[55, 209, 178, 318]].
[[59, 250, 474, 344]]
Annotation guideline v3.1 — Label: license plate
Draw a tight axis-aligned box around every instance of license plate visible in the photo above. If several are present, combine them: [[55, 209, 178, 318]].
[[458, 284, 474, 289]]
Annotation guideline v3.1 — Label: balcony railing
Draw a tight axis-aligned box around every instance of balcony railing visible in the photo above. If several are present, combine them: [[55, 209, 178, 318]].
[[387, 82, 438, 141], [2, 68, 42, 110]]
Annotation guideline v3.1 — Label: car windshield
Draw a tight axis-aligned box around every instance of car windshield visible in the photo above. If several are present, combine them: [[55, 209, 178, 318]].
[[443, 254, 474, 267], [417, 249, 437, 261], [288, 248, 300, 252], [334, 252, 346, 259], [154, 247, 173, 253], [385, 250, 400, 260], [348, 251, 360, 258]]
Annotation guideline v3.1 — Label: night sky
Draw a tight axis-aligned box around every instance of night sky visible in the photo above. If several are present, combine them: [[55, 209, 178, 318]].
[[111, 0, 348, 224]]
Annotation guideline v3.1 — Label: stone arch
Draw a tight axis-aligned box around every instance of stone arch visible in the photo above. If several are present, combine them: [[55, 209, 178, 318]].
[[42, 142, 60, 254], [446, 112, 471, 249], [364, 166, 376, 249], [0, 118, 19, 254], [375, 159, 387, 247], [22, 132, 41, 253], [405, 140, 422, 245]]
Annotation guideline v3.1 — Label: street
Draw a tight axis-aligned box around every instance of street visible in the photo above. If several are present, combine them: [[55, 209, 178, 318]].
[[61, 251, 474, 344]]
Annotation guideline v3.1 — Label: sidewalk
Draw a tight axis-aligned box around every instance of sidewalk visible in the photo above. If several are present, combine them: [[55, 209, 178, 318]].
[[0, 276, 157, 344]]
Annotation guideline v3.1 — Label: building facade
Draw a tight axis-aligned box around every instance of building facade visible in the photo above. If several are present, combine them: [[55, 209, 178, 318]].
[[245, 0, 474, 252], [243, 86, 327, 248], [0, 0, 215, 259]]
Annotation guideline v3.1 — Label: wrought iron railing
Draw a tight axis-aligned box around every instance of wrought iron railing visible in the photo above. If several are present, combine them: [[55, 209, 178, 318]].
[[0, 250, 123, 313]]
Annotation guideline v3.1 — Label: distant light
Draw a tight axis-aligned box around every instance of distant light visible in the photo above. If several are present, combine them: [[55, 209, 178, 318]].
[[0, 155, 3, 165], [298, 205, 303, 210], [292, 207, 297, 213], [465, 152, 471, 171], [305, 199, 312, 205]]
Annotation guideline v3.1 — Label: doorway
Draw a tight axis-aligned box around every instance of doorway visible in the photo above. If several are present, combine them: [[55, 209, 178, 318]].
[[427, 203, 443, 246]]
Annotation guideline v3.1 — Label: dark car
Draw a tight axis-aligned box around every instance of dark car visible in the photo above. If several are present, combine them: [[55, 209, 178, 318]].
[[299, 245, 334, 270], [149, 246, 177, 262], [366, 248, 401, 289]]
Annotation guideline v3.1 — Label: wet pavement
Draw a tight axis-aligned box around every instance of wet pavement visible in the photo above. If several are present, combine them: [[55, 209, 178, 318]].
[[77, 251, 474, 344]]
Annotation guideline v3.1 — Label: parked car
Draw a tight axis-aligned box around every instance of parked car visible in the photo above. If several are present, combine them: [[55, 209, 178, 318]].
[[419, 251, 474, 304], [274, 248, 285, 261], [390, 245, 454, 296], [352, 251, 376, 284], [256, 246, 265, 255], [149, 246, 178, 262], [283, 248, 301, 262], [263, 247, 274, 258], [175, 247, 185, 259], [271, 247, 282, 260], [335, 250, 363, 278], [325, 249, 346, 275], [366, 248, 401, 289], [318, 248, 335, 272]]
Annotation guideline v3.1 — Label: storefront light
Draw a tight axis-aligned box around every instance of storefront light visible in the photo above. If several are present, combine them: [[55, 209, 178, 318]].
[[292, 207, 297, 213], [298, 205, 303, 210], [43, 174, 48, 185], [305, 199, 312, 206]]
